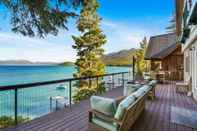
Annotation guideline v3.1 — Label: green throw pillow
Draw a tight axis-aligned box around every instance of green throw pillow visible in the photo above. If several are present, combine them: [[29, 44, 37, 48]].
[[124, 84, 141, 96], [114, 95, 136, 120], [151, 80, 157, 84], [132, 89, 145, 98], [140, 85, 150, 93], [90, 96, 117, 117]]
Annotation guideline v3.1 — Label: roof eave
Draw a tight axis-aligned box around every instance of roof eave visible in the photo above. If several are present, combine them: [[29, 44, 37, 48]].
[[189, 3, 197, 24]]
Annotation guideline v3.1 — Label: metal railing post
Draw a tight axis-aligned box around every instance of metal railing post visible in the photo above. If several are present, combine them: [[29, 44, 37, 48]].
[[122, 73, 124, 88], [89, 77, 92, 88], [96, 76, 99, 88], [14, 88, 18, 125], [69, 81, 72, 108], [112, 74, 115, 88]]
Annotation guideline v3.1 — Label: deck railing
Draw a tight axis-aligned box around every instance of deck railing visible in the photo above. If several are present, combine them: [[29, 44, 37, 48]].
[[0, 72, 130, 129]]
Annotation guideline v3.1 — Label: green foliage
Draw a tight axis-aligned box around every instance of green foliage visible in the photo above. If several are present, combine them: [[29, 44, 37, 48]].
[[165, 14, 176, 33], [135, 37, 149, 79], [73, 82, 106, 102], [72, 0, 106, 101], [0, 116, 30, 128], [0, 0, 84, 37], [151, 61, 161, 71]]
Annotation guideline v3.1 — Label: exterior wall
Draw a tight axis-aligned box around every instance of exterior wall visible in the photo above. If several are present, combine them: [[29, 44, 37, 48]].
[[149, 47, 184, 81], [183, 49, 191, 82], [191, 40, 197, 100], [183, 25, 197, 100], [161, 47, 184, 80]]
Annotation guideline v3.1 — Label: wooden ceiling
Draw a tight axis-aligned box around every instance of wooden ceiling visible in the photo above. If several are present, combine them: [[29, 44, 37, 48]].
[[175, 0, 184, 36]]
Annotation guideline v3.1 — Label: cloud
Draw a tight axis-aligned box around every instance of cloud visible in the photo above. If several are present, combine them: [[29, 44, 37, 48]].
[[0, 19, 165, 62], [0, 32, 76, 62], [101, 20, 151, 53]]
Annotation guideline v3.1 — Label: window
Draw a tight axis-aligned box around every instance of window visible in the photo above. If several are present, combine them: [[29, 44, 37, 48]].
[[185, 56, 190, 73], [195, 50, 197, 89]]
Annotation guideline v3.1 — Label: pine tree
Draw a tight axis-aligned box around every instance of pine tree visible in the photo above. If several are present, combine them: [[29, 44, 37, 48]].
[[72, 0, 106, 101], [135, 37, 148, 79], [0, 0, 83, 37], [165, 14, 176, 33]]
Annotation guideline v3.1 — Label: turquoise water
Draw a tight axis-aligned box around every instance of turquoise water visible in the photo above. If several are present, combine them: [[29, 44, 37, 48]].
[[0, 65, 129, 86], [0, 66, 130, 119]]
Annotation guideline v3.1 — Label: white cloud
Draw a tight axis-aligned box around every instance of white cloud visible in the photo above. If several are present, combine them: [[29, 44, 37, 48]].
[[101, 20, 152, 53], [0, 19, 164, 62], [0, 32, 76, 62]]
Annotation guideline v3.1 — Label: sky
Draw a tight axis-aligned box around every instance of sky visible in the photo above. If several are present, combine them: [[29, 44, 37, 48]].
[[0, 0, 175, 62]]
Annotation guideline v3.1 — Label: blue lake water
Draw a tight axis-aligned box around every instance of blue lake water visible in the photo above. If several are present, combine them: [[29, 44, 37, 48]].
[[0, 66, 130, 119], [0, 65, 130, 86]]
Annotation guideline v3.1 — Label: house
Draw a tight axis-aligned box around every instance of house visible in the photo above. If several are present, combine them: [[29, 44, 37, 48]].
[[176, 0, 197, 100], [145, 33, 184, 81]]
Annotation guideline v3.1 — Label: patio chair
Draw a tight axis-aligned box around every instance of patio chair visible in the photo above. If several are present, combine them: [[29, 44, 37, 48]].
[[148, 80, 157, 100], [156, 72, 165, 84], [88, 88, 148, 131], [176, 78, 191, 93]]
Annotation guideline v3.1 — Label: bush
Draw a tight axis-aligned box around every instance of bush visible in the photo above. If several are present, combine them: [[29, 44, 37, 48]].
[[73, 82, 106, 102], [0, 116, 30, 129]]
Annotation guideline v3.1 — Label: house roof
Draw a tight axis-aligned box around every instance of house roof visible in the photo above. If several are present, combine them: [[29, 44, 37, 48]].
[[189, 2, 197, 24], [145, 33, 178, 60]]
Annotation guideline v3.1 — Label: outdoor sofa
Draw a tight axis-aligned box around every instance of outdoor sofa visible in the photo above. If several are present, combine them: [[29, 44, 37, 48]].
[[88, 80, 157, 131]]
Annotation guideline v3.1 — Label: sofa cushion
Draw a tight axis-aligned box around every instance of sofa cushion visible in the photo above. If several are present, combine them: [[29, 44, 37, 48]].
[[114, 95, 136, 120], [151, 80, 157, 83], [149, 80, 157, 87], [132, 89, 145, 98], [90, 96, 117, 117], [150, 80, 157, 85], [92, 116, 118, 131], [124, 84, 141, 96], [144, 75, 151, 80], [140, 85, 150, 93]]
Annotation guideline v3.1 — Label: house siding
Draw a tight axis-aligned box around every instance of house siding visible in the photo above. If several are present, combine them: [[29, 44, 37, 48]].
[[161, 47, 183, 81], [192, 41, 197, 100], [183, 25, 197, 101]]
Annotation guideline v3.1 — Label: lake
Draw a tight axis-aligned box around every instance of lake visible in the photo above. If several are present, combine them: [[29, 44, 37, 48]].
[[0, 65, 130, 86], [0, 66, 131, 119]]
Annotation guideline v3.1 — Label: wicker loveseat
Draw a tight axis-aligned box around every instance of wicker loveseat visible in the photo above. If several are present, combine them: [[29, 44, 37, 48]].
[[88, 80, 157, 131]]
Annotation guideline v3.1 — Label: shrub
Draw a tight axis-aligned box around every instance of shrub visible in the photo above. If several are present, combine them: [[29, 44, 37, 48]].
[[73, 82, 106, 102], [0, 116, 30, 129]]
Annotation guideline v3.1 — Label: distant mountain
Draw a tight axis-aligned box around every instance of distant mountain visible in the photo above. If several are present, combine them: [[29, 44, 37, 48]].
[[59, 61, 75, 66], [102, 48, 137, 66], [0, 60, 59, 65], [0, 48, 137, 66]]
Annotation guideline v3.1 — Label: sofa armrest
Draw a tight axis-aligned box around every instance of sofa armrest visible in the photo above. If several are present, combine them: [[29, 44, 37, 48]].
[[115, 96, 125, 104], [89, 110, 122, 126]]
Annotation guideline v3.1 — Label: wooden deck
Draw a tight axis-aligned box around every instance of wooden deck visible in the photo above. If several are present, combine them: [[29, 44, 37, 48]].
[[3, 83, 197, 131]]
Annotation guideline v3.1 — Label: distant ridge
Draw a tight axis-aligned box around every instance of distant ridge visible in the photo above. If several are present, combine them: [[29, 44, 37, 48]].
[[59, 61, 75, 66], [0, 60, 59, 65], [102, 48, 137, 66], [0, 48, 137, 66]]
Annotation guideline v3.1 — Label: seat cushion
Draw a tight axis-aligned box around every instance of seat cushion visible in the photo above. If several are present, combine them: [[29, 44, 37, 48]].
[[149, 80, 157, 87], [151, 80, 157, 85], [90, 96, 117, 117], [132, 89, 145, 98], [92, 117, 118, 131], [140, 85, 150, 93], [114, 95, 136, 120], [144, 75, 151, 80], [124, 84, 141, 96]]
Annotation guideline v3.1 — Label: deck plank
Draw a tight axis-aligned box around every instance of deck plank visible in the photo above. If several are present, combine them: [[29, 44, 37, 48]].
[[2, 83, 197, 131]]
